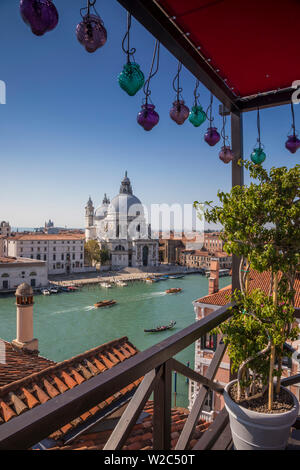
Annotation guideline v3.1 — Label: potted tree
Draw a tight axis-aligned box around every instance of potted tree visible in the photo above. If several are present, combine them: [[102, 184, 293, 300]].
[[195, 161, 300, 450]]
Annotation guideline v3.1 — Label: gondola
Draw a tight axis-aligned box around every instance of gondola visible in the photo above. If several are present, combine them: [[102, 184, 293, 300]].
[[144, 320, 176, 333]]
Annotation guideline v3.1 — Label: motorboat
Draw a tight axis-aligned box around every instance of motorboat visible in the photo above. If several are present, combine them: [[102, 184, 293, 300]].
[[144, 320, 176, 333], [165, 288, 182, 294], [169, 274, 185, 279], [41, 289, 51, 296], [49, 288, 59, 294], [100, 282, 113, 288], [116, 280, 128, 287], [94, 300, 117, 308]]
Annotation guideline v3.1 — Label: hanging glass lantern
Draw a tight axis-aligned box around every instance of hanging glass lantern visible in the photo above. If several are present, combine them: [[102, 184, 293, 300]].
[[204, 94, 220, 146], [219, 146, 234, 164], [204, 127, 221, 146], [170, 62, 189, 125], [118, 62, 145, 96], [170, 100, 190, 125], [219, 111, 234, 164], [20, 0, 58, 36], [189, 105, 207, 127], [251, 108, 266, 164], [137, 40, 160, 131], [285, 102, 300, 154], [118, 13, 144, 96], [188, 80, 207, 127], [76, 1, 107, 53], [137, 104, 159, 131], [285, 134, 300, 154], [251, 148, 266, 164]]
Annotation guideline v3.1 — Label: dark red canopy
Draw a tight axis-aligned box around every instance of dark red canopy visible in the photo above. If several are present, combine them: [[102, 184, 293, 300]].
[[159, 0, 299, 97], [118, 0, 300, 111]]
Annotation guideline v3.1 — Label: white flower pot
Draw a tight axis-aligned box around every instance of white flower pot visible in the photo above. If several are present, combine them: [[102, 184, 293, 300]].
[[224, 380, 299, 450]]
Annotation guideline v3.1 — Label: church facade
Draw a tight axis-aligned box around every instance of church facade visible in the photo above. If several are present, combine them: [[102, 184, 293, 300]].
[[85, 173, 159, 268]]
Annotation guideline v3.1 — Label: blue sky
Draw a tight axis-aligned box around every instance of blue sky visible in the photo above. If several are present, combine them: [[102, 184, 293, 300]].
[[0, 0, 298, 228]]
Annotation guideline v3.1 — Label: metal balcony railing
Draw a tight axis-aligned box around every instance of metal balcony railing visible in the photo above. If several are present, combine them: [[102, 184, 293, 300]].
[[0, 302, 299, 451]]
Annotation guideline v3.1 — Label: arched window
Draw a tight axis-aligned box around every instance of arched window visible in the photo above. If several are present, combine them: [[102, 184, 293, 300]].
[[115, 245, 125, 251], [30, 272, 37, 276], [1, 273, 9, 278]]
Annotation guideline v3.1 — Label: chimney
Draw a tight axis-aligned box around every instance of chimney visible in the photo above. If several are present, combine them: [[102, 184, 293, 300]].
[[208, 258, 219, 295], [12, 283, 38, 353]]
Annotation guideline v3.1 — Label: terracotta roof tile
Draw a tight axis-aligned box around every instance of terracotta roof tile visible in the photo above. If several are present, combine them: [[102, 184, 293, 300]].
[[51, 402, 210, 451], [0, 341, 54, 387], [195, 270, 300, 308], [0, 337, 140, 444]]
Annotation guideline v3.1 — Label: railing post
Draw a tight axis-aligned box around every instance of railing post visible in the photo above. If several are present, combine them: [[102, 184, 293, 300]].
[[153, 360, 172, 450]]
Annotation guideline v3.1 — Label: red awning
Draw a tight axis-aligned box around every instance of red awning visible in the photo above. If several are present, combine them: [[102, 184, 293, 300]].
[[159, 0, 300, 98]]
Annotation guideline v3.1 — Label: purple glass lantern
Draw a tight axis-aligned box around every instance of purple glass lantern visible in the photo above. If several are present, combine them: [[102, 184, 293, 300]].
[[20, 0, 58, 36], [204, 127, 221, 146], [285, 134, 300, 154], [170, 100, 190, 125], [76, 14, 107, 53], [219, 146, 234, 164], [137, 104, 159, 131]]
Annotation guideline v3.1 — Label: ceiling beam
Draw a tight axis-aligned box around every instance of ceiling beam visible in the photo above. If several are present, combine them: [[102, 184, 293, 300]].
[[236, 88, 294, 113], [116, 0, 239, 112]]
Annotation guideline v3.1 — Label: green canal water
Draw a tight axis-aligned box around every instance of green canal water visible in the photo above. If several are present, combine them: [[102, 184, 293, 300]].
[[0, 274, 231, 407]]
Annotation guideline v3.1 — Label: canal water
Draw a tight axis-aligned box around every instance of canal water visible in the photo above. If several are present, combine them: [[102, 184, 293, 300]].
[[0, 274, 231, 407]]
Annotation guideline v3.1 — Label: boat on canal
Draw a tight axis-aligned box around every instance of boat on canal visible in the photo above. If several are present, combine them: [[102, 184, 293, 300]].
[[165, 288, 182, 294], [169, 274, 185, 279], [144, 320, 176, 333], [94, 299, 117, 308], [116, 280, 128, 287], [100, 282, 113, 288]]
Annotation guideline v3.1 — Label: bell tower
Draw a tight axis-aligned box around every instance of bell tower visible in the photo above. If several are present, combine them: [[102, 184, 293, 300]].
[[85, 196, 94, 228]]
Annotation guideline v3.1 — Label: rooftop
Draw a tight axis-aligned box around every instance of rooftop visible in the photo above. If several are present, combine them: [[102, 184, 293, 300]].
[[0, 337, 142, 446], [0, 257, 46, 265], [195, 270, 300, 309], [7, 233, 85, 241]]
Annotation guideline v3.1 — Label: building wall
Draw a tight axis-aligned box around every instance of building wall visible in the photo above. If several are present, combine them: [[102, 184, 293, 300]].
[[5, 237, 85, 276], [0, 258, 48, 291]]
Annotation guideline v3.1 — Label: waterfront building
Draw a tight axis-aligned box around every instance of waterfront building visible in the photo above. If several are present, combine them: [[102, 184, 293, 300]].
[[203, 232, 225, 253], [190, 263, 300, 422], [4, 233, 85, 276], [0, 257, 48, 291], [179, 249, 231, 271], [85, 172, 159, 268]]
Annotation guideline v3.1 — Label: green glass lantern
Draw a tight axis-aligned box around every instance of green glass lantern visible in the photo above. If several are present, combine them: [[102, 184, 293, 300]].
[[251, 147, 266, 164], [118, 61, 145, 96], [188, 105, 207, 127]]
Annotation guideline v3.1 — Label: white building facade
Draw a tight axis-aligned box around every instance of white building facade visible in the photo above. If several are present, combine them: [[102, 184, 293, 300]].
[[4, 233, 85, 276], [85, 173, 159, 268], [0, 257, 48, 291]]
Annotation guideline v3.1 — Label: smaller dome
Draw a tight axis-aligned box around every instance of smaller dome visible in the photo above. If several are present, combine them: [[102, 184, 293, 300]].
[[15, 283, 33, 297]]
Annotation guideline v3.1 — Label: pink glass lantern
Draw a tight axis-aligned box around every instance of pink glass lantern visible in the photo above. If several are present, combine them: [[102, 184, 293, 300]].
[[20, 0, 58, 36], [219, 146, 234, 164], [137, 104, 159, 131], [76, 13, 107, 53], [285, 134, 300, 154], [170, 100, 190, 125], [204, 127, 221, 146]]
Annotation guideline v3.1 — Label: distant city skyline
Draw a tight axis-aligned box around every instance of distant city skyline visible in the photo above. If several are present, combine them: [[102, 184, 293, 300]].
[[0, 0, 298, 227]]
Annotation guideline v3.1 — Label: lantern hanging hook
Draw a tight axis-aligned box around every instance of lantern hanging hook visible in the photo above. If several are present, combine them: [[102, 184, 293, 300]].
[[122, 12, 136, 63], [143, 40, 160, 104], [193, 79, 200, 107], [80, 0, 99, 18], [221, 112, 229, 146], [206, 93, 214, 124], [257, 107, 262, 149], [290, 100, 297, 137], [172, 61, 183, 100]]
